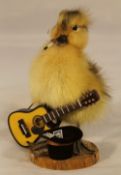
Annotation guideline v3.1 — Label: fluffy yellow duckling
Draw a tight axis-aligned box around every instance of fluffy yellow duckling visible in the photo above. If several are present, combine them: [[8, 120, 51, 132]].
[[30, 10, 110, 127]]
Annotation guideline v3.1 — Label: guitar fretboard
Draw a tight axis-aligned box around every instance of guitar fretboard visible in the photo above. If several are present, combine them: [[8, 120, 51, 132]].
[[34, 90, 99, 125], [42, 100, 82, 123]]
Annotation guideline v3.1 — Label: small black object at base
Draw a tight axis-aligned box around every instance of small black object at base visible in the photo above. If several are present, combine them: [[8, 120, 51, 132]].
[[31, 126, 43, 135], [47, 126, 83, 160]]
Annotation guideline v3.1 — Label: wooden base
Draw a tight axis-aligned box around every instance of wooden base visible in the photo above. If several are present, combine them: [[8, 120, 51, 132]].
[[30, 140, 99, 170]]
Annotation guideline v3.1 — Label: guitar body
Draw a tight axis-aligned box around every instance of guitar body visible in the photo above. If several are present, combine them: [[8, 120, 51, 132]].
[[8, 106, 49, 147]]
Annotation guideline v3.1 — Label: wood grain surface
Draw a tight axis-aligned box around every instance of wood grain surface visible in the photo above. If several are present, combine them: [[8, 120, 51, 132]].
[[30, 140, 99, 170]]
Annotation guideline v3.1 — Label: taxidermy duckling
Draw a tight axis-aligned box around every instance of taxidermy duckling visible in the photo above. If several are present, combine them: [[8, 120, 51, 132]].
[[30, 9, 110, 128]]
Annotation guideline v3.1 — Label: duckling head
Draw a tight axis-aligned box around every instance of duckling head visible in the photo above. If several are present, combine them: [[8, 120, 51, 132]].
[[51, 9, 90, 50]]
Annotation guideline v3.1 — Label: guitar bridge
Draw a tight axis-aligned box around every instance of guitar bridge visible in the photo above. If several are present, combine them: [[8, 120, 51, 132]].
[[18, 119, 31, 138]]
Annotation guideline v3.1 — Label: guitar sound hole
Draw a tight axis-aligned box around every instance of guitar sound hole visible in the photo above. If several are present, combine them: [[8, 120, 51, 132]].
[[33, 115, 45, 129]]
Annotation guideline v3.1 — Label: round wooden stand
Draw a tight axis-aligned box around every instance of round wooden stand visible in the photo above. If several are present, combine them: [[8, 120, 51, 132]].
[[30, 140, 99, 170]]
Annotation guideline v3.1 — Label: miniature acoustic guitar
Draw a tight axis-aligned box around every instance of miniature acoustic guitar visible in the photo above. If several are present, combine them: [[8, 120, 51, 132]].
[[8, 90, 99, 147]]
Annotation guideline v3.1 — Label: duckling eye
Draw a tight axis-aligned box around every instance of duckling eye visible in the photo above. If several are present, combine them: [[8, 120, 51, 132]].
[[72, 25, 78, 31]]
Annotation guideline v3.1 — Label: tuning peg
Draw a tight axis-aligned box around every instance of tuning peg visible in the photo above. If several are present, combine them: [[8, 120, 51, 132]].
[[89, 92, 93, 97], [88, 99, 92, 104], [91, 98, 95, 102]]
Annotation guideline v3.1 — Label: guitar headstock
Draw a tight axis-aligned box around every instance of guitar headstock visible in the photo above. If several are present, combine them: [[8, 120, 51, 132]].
[[80, 90, 100, 107]]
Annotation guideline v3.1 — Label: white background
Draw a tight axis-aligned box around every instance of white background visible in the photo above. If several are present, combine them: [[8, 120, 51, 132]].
[[0, 0, 121, 174]]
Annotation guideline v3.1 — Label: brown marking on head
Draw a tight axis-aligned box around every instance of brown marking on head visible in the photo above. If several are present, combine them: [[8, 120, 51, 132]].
[[61, 19, 67, 30], [58, 10, 81, 31]]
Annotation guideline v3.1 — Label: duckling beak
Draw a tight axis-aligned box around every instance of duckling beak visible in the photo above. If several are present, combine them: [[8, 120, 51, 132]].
[[56, 35, 68, 45]]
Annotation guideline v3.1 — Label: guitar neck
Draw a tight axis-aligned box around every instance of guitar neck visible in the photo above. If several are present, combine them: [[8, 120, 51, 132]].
[[42, 99, 82, 123], [34, 90, 99, 126]]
